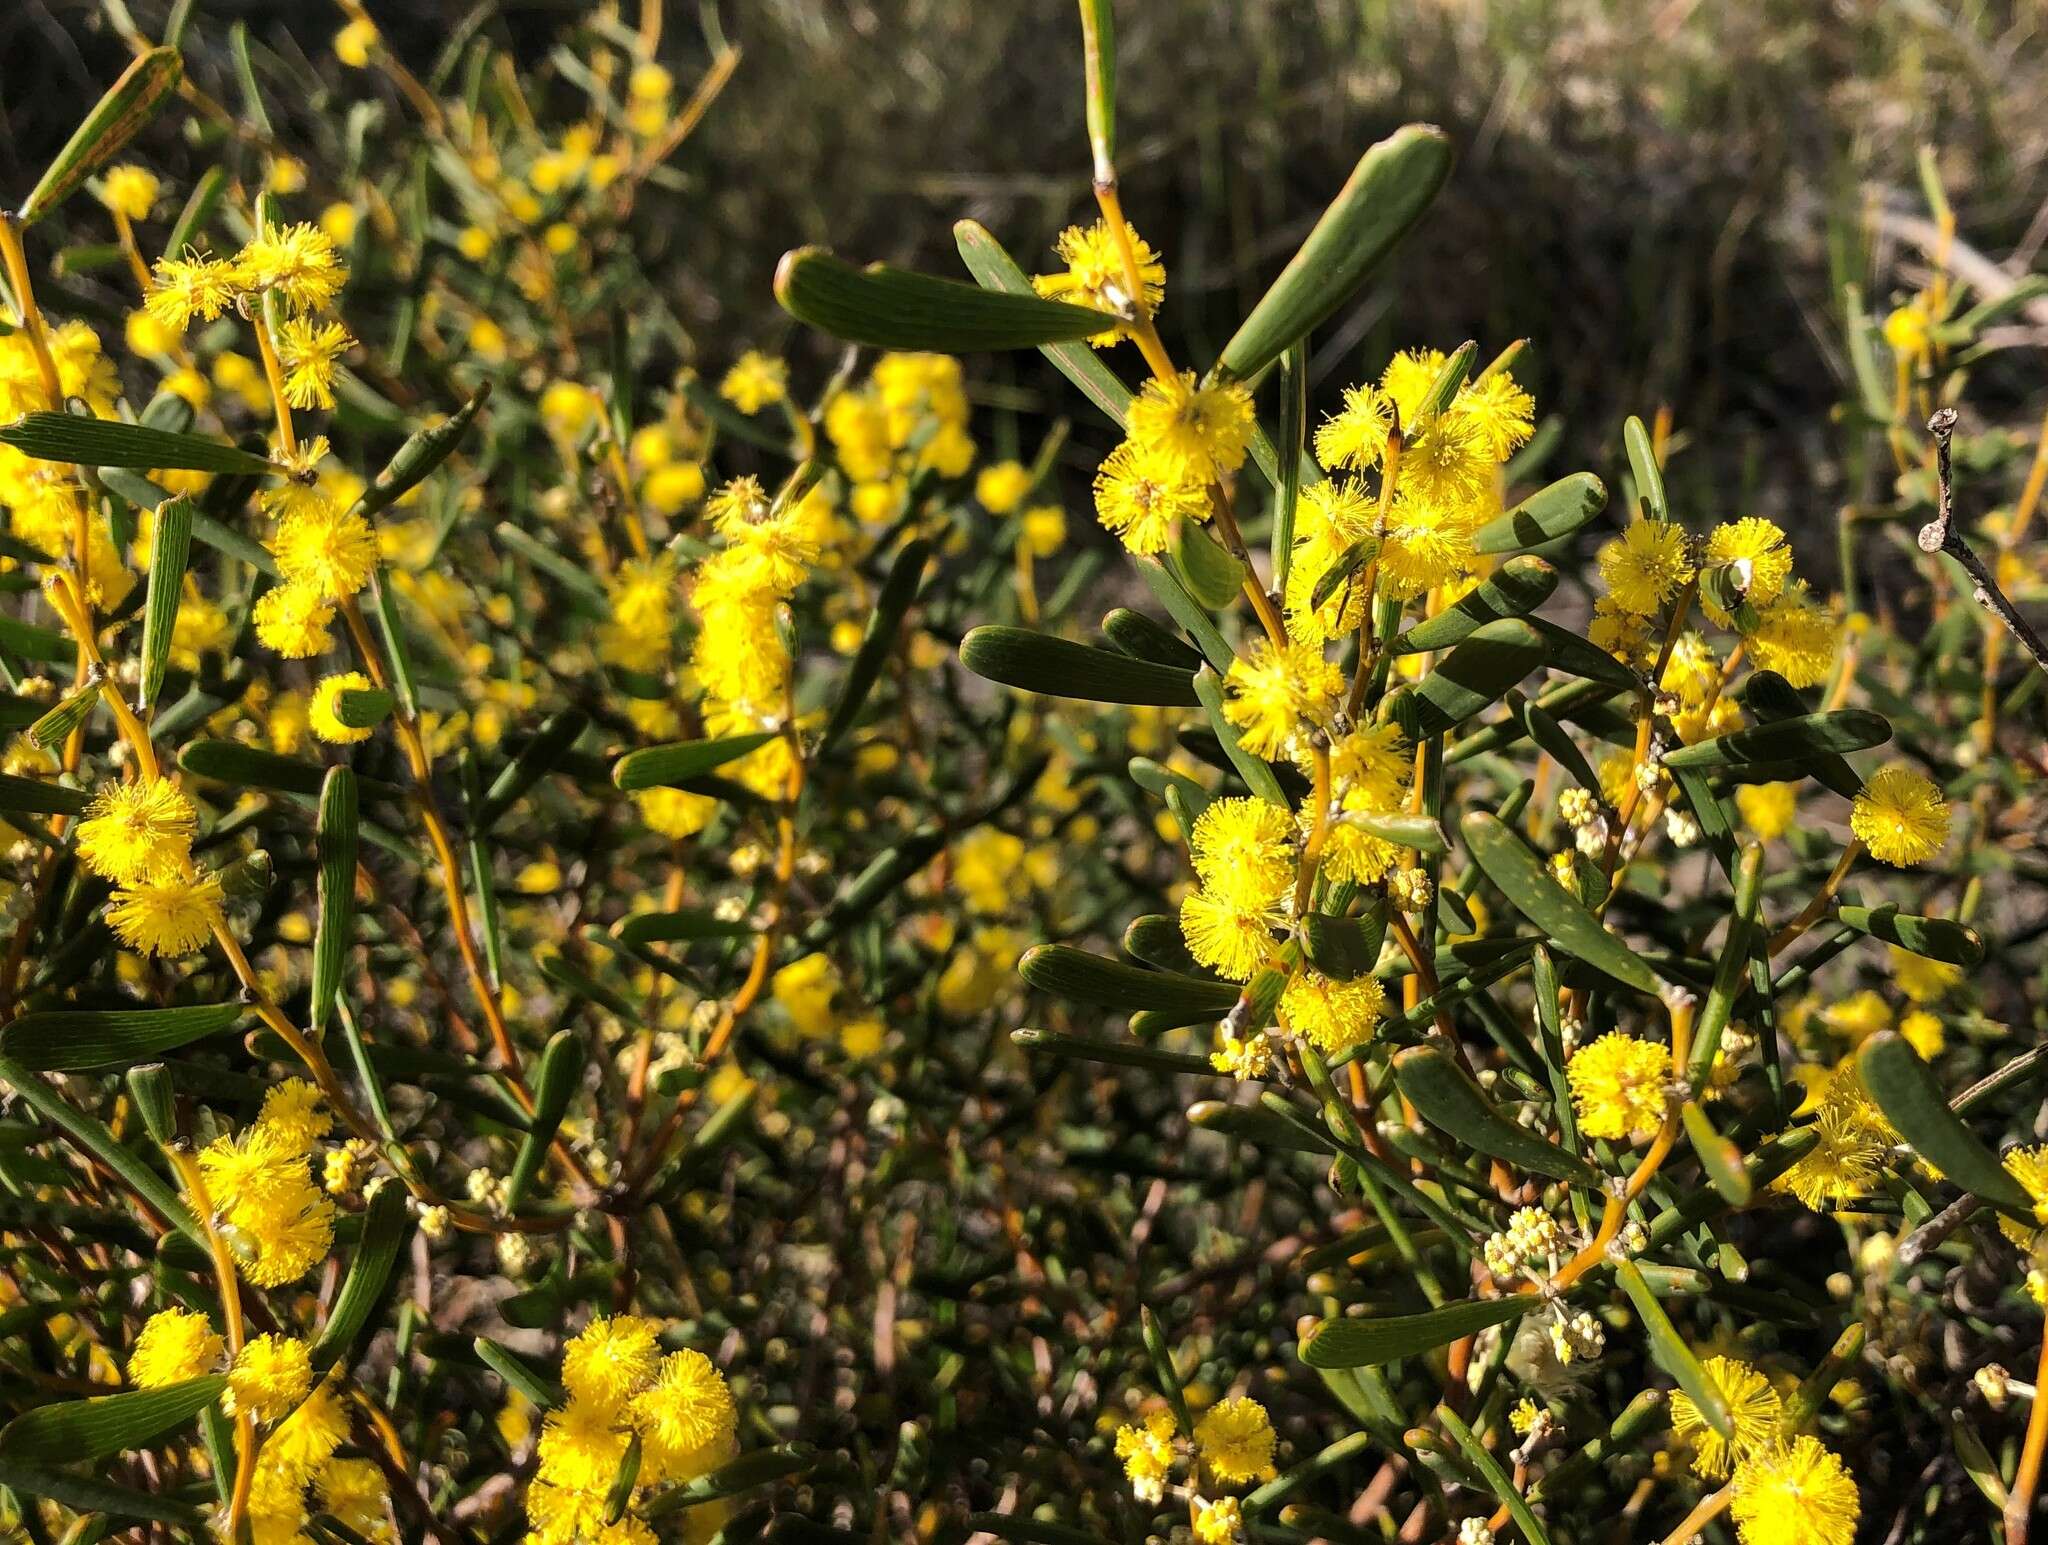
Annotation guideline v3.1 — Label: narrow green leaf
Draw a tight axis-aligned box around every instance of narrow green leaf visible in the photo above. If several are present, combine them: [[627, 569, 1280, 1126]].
[[1529, 617, 1640, 690], [1019, 944, 1238, 1015], [775, 246, 1115, 352], [1858, 1031, 2031, 1215], [28, 686, 96, 751], [1349, 811, 1447, 853], [1615, 1262, 1731, 1438], [1662, 710, 1891, 771], [613, 732, 777, 792], [1272, 343, 1310, 588], [959, 625, 1198, 707], [1400, 618, 1545, 738], [1194, 1099, 1332, 1153], [1471, 473, 1608, 555], [18, 48, 183, 223], [1217, 125, 1454, 380], [179, 739, 326, 797], [0, 773, 84, 819], [1461, 810, 1664, 994], [310, 1183, 407, 1373], [311, 766, 358, 1038], [332, 686, 393, 731], [1302, 901, 1386, 981], [473, 1336, 561, 1407], [614, 910, 751, 946], [0, 1054, 198, 1243], [0, 1375, 225, 1464], [138, 496, 195, 708], [1122, 913, 1199, 973], [1393, 1045, 1600, 1184], [1391, 558, 1557, 655], [1622, 416, 1666, 522], [1308, 534, 1379, 613], [1437, 1404, 1554, 1545], [1173, 522, 1247, 610], [1101, 608, 1202, 670], [821, 538, 930, 752], [0, 1003, 241, 1072], [1009, 1028, 1213, 1076], [0, 1455, 204, 1526], [478, 709, 590, 829], [1837, 903, 1983, 966], [505, 1031, 584, 1210], [1135, 558, 1233, 674], [639, 1443, 818, 1519], [348, 381, 491, 521], [1299, 1297, 1534, 1368], [1680, 1101, 1751, 1205], [0, 412, 273, 474]]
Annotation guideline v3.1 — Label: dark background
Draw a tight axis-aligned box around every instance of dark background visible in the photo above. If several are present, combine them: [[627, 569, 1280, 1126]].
[[6, 0, 2047, 553]]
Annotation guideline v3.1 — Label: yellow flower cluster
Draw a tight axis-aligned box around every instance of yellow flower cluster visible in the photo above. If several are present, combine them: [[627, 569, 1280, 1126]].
[[526, 1315, 737, 1542], [1112, 1391, 1276, 1505], [825, 351, 976, 517], [196, 1080, 337, 1287], [1565, 1031, 1672, 1141]]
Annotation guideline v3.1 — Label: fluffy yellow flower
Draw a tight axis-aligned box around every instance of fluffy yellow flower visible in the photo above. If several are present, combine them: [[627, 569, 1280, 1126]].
[[1189, 797, 1295, 907], [1193, 1395, 1276, 1486], [128, 1307, 223, 1389], [275, 316, 353, 410], [1193, 1496, 1243, 1544], [1748, 582, 1838, 686], [263, 1378, 349, 1480], [1114, 1408, 1178, 1501], [310, 671, 377, 744], [1670, 1355, 1784, 1479], [719, 351, 788, 414], [1314, 383, 1394, 472], [1728, 1436, 1859, 1545], [561, 1314, 662, 1413], [1127, 372, 1253, 486], [1597, 520, 1693, 615], [1278, 970, 1387, 1054], [1376, 491, 1478, 599], [226, 1334, 313, 1423], [1180, 889, 1285, 982], [535, 1395, 631, 1492], [976, 460, 1033, 515], [259, 1079, 333, 1154], [629, 1349, 736, 1481], [144, 254, 242, 332], [108, 868, 223, 958], [253, 581, 338, 658], [100, 164, 160, 221], [273, 503, 378, 602], [1566, 1032, 1671, 1141], [1701, 517, 1793, 622], [1850, 765, 1949, 866], [236, 222, 348, 313], [1092, 439, 1210, 555], [1221, 638, 1342, 761], [1735, 781, 1798, 841], [1032, 219, 1164, 347], [75, 777, 196, 885], [199, 1121, 336, 1286], [1889, 944, 1961, 1004]]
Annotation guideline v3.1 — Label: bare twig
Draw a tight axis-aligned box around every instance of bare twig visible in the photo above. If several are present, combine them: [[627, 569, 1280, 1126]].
[[1921, 409, 2048, 678]]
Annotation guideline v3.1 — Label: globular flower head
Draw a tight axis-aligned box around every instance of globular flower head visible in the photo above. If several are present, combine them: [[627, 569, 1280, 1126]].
[[235, 222, 348, 313], [144, 254, 242, 333], [1221, 638, 1342, 762], [128, 1307, 223, 1389], [107, 867, 223, 958], [1670, 1355, 1784, 1479], [226, 1333, 313, 1423], [1566, 1032, 1671, 1141], [1850, 765, 1949, 867], [1728, 1436, 1859, 1545], [1031, 219, 1164, 347], [1701, 517, 1793, 623], [718, 351, 788, 414], [273, 502, 378, 603], [1092, 439, 1209, 555], [253, 581, 338, 659], [76, 777, 196, 885], [1193, 1395, 1276, 1487], [1597, 520, 1694, 616], [561, 1313, 663, 1413], [1180, 888, 1285, 983], [1113, 1408, 1179, 1503], [1314, 383, 1394, 472], [1277, 970, 1387, 1054], [1188, 797, 1295, 907], [629, 1349, 736, 1481], [275, 316, 353, 410], [1127, 371, 1253, 486]]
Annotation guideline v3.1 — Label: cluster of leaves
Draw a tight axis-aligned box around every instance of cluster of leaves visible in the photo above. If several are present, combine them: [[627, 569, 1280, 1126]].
[[0, 3, 2045, 1545]]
